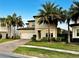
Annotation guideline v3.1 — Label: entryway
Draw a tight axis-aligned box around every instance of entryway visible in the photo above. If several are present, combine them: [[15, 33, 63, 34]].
[[38, 30, 41, 39]]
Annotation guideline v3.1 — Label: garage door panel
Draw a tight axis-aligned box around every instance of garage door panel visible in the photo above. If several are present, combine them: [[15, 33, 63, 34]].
[[21, 33, 34, 39]]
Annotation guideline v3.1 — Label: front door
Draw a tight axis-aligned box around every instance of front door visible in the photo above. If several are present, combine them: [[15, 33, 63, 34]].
[[38, 30, 41, 39]]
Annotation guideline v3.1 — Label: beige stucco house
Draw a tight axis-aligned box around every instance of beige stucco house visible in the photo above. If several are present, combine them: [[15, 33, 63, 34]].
[[18, 16, 57, 40]]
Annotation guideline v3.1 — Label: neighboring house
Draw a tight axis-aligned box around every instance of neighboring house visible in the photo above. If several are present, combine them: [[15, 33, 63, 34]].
[[0, 22, 8, 39], [0, 21, 18, 39], [18, 16, 57, 40], [70, 23, 79, 40]]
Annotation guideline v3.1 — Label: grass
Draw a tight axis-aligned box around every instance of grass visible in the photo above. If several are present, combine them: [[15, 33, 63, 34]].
[[25, 41, 79, 52], [0, 39, 17, 43], [14, 47, 79, 58]]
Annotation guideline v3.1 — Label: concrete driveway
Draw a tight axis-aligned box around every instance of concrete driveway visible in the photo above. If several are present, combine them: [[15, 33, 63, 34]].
[[0, 39, 30, 58], [0, 39, 29, 52]]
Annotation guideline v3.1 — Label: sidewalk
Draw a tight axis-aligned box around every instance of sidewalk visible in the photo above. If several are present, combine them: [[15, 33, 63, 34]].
[[20, 45, 79, 55]]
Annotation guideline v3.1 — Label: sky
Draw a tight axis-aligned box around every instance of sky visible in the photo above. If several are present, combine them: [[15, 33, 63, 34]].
[[0, 0, 78, 30]]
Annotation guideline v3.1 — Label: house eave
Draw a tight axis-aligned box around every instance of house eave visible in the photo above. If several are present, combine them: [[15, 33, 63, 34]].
[[17, 28, 35, 30], [33, 15, 44, 18], [27, 20, 35, 22], [0, 31, 7, 33], [69, 23, 79, 27]]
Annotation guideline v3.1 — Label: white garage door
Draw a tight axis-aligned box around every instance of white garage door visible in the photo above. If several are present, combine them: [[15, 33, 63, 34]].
[[21, 33, 33, 39]]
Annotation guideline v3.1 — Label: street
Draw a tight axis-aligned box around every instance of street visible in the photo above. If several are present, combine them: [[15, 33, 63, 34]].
[[0, 52, 28, 58]]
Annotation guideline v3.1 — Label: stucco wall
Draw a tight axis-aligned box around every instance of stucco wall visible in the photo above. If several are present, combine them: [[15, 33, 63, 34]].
[[0, 32, 7, 39], [35, 28, 57, 40], [1, 33, 7, 39]]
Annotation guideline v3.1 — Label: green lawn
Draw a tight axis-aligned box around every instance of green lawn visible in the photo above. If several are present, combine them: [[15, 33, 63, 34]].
[[14, 47, 79, 58], [0, 39, 17, 43], [25, 41, 79, 52]]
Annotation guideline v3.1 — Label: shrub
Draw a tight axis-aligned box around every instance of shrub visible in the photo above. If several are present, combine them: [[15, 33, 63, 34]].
[[0, 34, 2, 39], [40, 37, 55, 42], [12, 35, 20, 39], [31, 35, 36, 42], [15, 35, 20, 39], [51, 37, 55, 42], [55, 37, 64, 42], [57, 34, 67, 42], [40, 37, 48, 42]]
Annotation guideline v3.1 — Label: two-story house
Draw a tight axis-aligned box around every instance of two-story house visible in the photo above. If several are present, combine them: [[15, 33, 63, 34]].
[[70, 22, 79, 41], [0, 21, 18, 39], [0, 22, 8, 39], [18, 16, 57, 40]]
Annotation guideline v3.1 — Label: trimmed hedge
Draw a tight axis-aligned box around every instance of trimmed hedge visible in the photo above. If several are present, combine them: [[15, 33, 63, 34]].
[[40, 37, 65, 42], [31, 35, 36, 42], [55, 37, 64, 42], [31, 36, 65, 42], [40, 37, 48, 42]]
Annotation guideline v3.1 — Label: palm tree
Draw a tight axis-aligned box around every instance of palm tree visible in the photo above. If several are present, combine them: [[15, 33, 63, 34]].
[[6, 15, 13, 38], [70, 1, 79, 24], [64, 1, 79, 43], [37, 2, 65, 42], [11, 13, 24, 38], [16, 16, 24, 29], [64, 10, 71, 43], [0, 13, 23, 39]]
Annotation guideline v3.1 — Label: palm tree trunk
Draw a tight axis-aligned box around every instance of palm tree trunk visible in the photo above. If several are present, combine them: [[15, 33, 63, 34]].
[[68, 21, 70, 43], [9, 26, 11, 38], [48, 24, 51, 42], [14, 26, 16, 39], [7, 26, 10, 38]]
